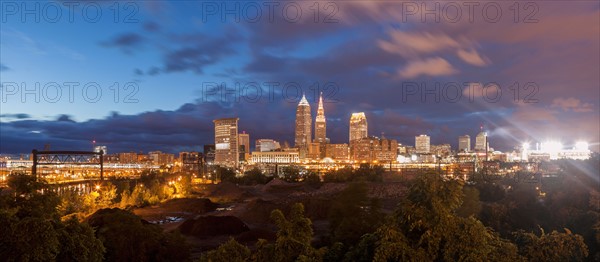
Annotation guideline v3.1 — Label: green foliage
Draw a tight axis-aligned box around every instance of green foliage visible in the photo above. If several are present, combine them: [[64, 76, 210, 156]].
[[513, 229, 589, 261], [456, 185, 482, 218], [303, 172, 322, 188], [56, 218, 105, 262], [281, 166, 302, 182], [323, 164, 384, 183], [270, 203, 318, 261], [200, 238, 250, 262], [216, 166, 236, 183], [328, 183, 383, 246], [374, 174, 521, 261], [3, 216, 60, 261], [238, 168, 273, 185]]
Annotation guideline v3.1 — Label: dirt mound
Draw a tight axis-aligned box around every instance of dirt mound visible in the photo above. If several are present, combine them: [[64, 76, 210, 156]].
[[238, 198, 282, 225], [133, 198, 218, 222], [262, 178, 304, 194], [235, 228, 276, 243], [201, 182, 248, 202], [86, 208, 151, 227], [179, 216, 249, 237]]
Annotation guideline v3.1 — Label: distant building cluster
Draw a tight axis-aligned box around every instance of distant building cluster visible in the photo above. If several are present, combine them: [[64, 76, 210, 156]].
[[207, 93, 592, 174]]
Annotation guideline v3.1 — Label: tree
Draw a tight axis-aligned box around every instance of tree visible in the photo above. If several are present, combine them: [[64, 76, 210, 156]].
[[373, 174, 521, 261], [270, 203, 318, 261], [513, 229, 589, 261], [200, 238, 250, 262], [56, 218, 105, 262], [328, 183, 383, 246], [456, 185, 482, 218], [281, 166, 302, 182]]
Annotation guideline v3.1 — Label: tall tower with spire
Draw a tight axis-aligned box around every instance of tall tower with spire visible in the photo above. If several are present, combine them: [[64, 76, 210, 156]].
[[295, 94, 312, 151], [314, 92, 327, 143]]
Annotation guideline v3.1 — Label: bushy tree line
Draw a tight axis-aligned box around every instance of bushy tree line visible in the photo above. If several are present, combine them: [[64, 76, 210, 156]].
[[0, 173, 191, 261], [200, 173, 590, 261], [474, 158, 600, 260], [0, 174, 105, 261], [322, 164, 385, 183]]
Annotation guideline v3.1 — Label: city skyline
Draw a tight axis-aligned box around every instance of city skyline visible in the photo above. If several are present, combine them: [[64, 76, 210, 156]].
[[1, 1, 599, 154]]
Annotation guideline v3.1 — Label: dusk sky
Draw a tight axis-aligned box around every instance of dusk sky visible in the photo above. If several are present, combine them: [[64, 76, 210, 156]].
[[1, 1, 599, 154]]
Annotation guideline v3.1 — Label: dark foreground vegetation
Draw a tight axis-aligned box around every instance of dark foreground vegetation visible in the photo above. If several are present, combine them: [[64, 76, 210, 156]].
[[0, 157, 598, 261]]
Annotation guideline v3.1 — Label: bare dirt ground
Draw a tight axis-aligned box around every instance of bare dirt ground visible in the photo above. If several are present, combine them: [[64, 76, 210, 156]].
[[132, 178, 409, 258]]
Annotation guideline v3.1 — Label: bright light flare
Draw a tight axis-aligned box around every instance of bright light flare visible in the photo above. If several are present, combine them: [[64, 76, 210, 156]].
[[522, 142, 530, 150], [541, 141, 563, 153], [575, 141, 589, 151]]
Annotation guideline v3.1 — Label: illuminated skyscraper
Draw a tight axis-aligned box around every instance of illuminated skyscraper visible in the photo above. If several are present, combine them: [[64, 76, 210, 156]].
[[415, 134, 430, 154], [214, 118, 239, 168], [295, 94, 312, 153], [349, 112, 368, 143], [458, 135, 471, 152], [314, 93, 327, 143], [239, 131, 250, 162], [475, 132, 488, 152]]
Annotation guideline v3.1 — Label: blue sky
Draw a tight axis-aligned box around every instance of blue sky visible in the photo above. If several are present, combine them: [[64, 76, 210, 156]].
[[1, 1, 599, 153]]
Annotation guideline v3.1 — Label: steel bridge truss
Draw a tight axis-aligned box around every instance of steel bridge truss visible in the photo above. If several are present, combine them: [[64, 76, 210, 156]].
[[32, 150, 104, 180]]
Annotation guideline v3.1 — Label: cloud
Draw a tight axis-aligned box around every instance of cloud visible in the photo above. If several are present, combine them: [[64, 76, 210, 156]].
[[162, 31, 242, 74], [0, 63, 9, 71], [456, 49, 489, 66], [551, 97, 594, 113], [378, 31, 463, 57], [101, 33, 145, 53], [0, 113, 30, 120], [398, 57, 458, 79]]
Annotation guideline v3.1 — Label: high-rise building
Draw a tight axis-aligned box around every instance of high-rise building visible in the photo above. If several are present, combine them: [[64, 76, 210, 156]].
[[458, 135, 471, 152], [351, 136, 398, 162], [325, 143, 349, 161], [349, 112, 368, 143], [256, 139, 281, 152], [475, 132, 488, 152], [314, 93, 327, 143], [295, 94, 312, 157], [214, 118, 239, 168], [415, 135, 431, 154], [239, 132, 250, 161]]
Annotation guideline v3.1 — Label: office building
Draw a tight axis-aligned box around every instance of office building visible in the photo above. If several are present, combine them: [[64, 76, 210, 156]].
[[214, 118, 239, 168]]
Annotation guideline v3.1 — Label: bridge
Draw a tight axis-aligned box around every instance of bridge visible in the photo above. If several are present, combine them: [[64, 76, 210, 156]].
[[32, 149, 104, 180]]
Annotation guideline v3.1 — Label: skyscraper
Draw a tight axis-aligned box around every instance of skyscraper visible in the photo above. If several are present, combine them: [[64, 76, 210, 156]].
[[238, 131, 250, 162], [295, 94, 312, 154], [475, 132, 488, 152], [349, 112, 368, 143], [415, 134, 431, 154], [458, 135, 471, 152], [214, 118, 239, 168], [314, 93, 327, 143]]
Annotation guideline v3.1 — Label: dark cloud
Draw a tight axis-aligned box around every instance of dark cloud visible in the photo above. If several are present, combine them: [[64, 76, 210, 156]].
[[0, 63, 9, 71], [162, 31, 242, 74], [101, 33, 145, 53], [143, 21, 160, 32], [0, 113, 30, 120]]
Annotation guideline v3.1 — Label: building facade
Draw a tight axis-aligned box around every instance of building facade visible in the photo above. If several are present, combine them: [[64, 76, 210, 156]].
[[214, 118, 239, 168], [458, 135, 471, 152], [294, 95, 312, 157], [349, 112, 368, 143], [475, 132, 487, 152], [238, 132, 250, 162], [314, 93, 327, 143], [256, 139, 281, 152], [415, 135, 431, 154]]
